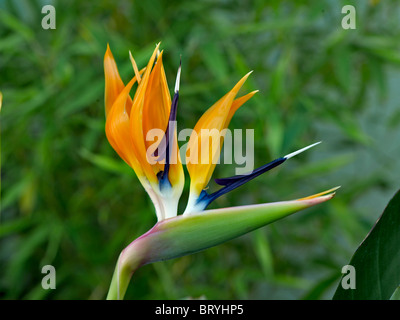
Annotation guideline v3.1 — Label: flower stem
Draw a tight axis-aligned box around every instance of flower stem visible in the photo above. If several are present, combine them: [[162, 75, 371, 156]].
[[106, 260, 130, 299], [106, 248, 143, 300]]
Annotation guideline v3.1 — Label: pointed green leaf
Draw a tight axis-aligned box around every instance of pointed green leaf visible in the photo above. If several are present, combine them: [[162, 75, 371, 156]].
[[333, 189, 400, 300], [390, 286, 400, 300]]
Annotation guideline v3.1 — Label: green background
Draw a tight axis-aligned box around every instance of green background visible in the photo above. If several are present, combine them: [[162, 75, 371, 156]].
[[1, 0, 400, 299]]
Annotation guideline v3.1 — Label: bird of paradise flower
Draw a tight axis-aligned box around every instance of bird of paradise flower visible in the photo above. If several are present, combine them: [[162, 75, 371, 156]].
[[103, 43, 338, 300]]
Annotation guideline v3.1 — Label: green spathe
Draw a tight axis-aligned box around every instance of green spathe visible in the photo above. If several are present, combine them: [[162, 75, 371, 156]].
[[107, 193, 335, 300]]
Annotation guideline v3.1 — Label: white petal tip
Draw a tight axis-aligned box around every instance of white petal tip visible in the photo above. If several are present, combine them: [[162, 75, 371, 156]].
[[174, 62, 181, 93], [246, 70, 254, 77], [284, 141, 322, 160]]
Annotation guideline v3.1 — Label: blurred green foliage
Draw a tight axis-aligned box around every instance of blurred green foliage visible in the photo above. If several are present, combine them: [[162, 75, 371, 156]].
[[1, 0, 400, 299]]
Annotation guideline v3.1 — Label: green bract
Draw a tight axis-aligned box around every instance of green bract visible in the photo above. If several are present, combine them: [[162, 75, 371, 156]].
[[107, 193, 335, 300]]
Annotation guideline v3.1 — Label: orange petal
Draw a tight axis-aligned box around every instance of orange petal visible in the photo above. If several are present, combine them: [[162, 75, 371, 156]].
[[225, 90, 258, 127], [106, 76, 144, 177], [130, 43, 161, 186], [104, 44, 126, 117], [129, 50, 142, 85], [141, 51, 171, 174], [186, 72, 252, 195]]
